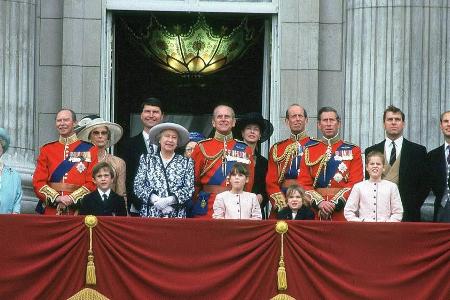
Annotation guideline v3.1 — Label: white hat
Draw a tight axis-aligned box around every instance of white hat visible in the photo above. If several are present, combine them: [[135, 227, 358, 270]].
[[148, 122, 190, 147], [77, 116, 123, 146]]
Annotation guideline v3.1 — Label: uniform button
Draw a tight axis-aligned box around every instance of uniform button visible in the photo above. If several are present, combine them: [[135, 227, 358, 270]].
[[373, 217, 375, 220], [373, 203, 376, 205], [373, 210, 375, 213], [373, 196, 376, 198]]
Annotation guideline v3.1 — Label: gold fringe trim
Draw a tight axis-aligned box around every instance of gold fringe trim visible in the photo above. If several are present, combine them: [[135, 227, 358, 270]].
[[67, 288, 110, 300], [270, 294, 296, 300]]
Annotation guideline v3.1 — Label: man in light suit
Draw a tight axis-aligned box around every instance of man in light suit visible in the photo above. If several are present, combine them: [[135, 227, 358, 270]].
[[365, 105, 427, 222], [426, 111, 450, 222], [122, 98, 164, 215]]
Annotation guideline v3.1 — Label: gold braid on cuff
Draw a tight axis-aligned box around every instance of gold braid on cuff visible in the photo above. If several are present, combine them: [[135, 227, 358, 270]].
[[39, 185, 59, 205], [305, 190, 324, 209], [70, 186, 90, 204], [270, 192, 287, 210]]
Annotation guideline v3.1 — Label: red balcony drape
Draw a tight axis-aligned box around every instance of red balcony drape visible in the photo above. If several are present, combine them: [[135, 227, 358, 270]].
[[0, 215, 448, 299]]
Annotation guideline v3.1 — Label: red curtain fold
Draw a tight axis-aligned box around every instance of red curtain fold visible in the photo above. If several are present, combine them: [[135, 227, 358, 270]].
[[0, 215, 449, 300]]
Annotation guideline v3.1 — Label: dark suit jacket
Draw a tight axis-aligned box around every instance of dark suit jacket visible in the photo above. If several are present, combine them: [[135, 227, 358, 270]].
[[79, 190, 127, 216], [253, 151, 269, 218], [277, 206, 315, 220], [121, 133, 148, 211], [426, 145, 448, 221], [365, 138, 427, 221]]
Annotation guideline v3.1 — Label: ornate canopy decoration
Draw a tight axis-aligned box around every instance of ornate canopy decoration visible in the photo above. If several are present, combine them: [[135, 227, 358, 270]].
[[124, 14, 257, 77]]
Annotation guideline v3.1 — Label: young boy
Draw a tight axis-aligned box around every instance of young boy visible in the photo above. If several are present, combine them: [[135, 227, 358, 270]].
[[344, 151, 403, 222], [277, 184, 314, 220], [79, 162, 127, 216], [212, 163, 262, 220]]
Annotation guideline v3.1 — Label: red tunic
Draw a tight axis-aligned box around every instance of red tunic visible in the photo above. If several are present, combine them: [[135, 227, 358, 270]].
[[299, 138, 363, 221], [32, 134, 98, 215], [191, 133, 254, 219], [265, 133, 311, 218]]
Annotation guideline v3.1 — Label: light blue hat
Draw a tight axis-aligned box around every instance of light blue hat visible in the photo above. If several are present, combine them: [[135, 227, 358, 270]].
[[0, 127, 11, 152]]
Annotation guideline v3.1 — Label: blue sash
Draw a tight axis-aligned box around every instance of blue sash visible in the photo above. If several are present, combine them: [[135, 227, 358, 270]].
[[315, 143, 353, 188], [192, 141, 249, 216], [285, 140, 316, 179], [49, 142, 93, 182], [207, 141, 249, 185]]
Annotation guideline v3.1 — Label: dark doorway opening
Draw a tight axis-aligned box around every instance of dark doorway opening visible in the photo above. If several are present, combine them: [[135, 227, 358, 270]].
[[114, 12, 268, 156]]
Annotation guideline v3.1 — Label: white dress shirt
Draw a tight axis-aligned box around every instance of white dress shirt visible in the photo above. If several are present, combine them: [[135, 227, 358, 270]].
[[384, 136, 403, 164]]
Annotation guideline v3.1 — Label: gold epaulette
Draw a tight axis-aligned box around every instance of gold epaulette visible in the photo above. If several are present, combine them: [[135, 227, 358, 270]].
[[39, 185, 59, 205], [70, 186, 90, 204]]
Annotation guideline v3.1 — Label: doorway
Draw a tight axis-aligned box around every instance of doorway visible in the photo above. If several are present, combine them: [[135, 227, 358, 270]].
[[111, 12, 271, 156]]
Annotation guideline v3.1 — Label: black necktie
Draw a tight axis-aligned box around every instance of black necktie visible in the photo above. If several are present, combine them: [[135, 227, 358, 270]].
[[447, 145, 450, 165], [389, 141, 396, 166], [102, 194, 108, 202]]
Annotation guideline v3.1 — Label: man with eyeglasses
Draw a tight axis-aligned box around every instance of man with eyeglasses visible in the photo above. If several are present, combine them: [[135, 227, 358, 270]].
[[299, 106, 363, 221], [33, 109, 98, 215], [266, 104, 313, 218]]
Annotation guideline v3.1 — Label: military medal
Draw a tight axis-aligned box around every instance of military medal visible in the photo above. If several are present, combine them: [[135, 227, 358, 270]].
[[338, 162, 347, 173], [333, 173, 343, 183], [76, 161, 86, 173]]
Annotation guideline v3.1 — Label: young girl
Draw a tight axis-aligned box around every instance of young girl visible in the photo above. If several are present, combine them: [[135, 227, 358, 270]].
[[277, 184, 314, 220], [212, 163, 262, 220], [344, 151, 403, 222]]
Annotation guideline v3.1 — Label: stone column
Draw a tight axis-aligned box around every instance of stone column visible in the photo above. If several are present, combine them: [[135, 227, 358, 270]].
[[0, 0, 36, 212], [344, 0, 450, 220], [344, 0, 450, 151]]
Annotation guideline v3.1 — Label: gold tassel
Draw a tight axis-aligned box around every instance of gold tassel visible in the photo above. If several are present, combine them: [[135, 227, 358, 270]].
[[84, 216, 98, 286], [272, 221, 296, 300], [277, 257, 287, 290], [86, 251, 96, 285]]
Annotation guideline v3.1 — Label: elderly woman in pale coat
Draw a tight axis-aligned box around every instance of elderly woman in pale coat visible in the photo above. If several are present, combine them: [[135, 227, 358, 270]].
[[134, 123, 194, 218], [0, 128, 22, 214]]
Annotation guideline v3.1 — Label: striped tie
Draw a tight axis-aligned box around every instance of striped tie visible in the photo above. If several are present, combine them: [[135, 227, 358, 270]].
[[389, 141, 396, 166]]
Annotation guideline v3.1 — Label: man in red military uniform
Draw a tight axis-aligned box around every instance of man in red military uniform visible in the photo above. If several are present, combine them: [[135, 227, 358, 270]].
[[266, 104, 313, 217], [299, 107, 363, 221], [191, 105, 255, 219], [33, 109, 98, 215]]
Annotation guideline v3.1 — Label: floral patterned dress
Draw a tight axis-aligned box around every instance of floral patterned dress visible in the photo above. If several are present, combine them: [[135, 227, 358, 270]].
[[134, 151, 194, 218]]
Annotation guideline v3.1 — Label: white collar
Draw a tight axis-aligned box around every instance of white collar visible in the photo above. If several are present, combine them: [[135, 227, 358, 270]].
[[385, 136, 403, 146], [142, 130, 150, 141], [98, 188, 111, 199]]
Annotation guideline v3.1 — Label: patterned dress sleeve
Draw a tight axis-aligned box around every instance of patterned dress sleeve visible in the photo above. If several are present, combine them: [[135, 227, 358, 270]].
[[134, 154, 153, 208], [171, 157, 194, 205]]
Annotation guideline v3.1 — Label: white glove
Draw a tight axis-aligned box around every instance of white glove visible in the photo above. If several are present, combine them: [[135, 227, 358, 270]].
[[154, 196, 175, 211], [150, 194, 160, 204], [161, 206, 174, 215]]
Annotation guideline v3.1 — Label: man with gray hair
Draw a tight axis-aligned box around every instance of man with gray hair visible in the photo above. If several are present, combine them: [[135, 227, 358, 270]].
[[190, 104, 255, 219], [33, 108, 98, 215], [299, 106, 363, 221]]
